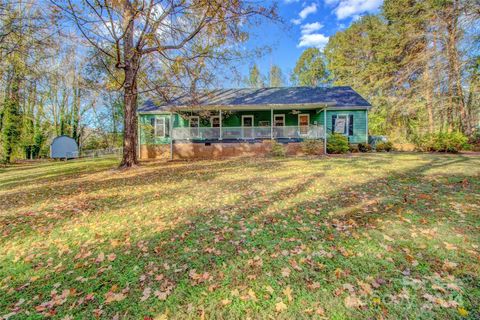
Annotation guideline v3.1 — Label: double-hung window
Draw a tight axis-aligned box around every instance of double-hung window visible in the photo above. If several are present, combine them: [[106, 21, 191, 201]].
[[189, 116, 200, 138], [332, 114, 354, 136], [150, 117, 168, 138]]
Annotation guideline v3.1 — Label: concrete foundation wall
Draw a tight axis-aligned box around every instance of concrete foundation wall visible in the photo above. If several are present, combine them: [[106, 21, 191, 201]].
[[140, 141, 323, 160]]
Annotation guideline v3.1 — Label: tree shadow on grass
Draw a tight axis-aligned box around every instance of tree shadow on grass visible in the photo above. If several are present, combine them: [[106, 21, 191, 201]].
[[0, 158, 121, 189], [0, 157, 290, 216], [0, 171, 316, 247], [0, 154, 479, 319]]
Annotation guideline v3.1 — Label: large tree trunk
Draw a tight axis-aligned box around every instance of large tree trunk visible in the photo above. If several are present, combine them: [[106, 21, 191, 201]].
[[119, 1, 139, 168], [120, 74, 138, 168]]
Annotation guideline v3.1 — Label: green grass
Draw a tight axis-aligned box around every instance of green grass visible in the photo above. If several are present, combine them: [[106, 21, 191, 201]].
[[0, 153, 479, 319]]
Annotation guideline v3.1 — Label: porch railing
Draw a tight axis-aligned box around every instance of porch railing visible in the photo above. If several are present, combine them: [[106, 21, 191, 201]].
[[172, 125, 324, 140]]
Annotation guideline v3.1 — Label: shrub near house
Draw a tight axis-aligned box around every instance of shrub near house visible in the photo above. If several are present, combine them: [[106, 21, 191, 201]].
[[415, 132, 469, 153], [375, 141, 393, 152], [326, 133, 349, 154], [301, 139, 324, 155]]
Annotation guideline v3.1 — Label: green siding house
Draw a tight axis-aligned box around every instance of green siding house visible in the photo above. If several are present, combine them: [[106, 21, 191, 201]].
[[137, 86, 371, 159]]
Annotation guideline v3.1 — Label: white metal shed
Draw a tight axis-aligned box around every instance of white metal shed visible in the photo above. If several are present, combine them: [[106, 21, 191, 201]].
[[50, 135, 79, 159]]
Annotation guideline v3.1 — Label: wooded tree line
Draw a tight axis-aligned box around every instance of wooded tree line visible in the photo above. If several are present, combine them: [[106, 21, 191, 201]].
[[325, 0, 479, 142], [0, 1, 126, 163], [245, 48, 328, 88], [246, 0, 478, 143], [0, 0, 478, 165]]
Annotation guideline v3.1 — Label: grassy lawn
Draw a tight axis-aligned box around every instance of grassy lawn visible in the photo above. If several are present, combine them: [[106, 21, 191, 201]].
[[1, 153, 479, 319]]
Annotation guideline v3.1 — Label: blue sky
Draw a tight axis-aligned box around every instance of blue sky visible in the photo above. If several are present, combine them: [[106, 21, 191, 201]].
[[240, 0, 383, 84]]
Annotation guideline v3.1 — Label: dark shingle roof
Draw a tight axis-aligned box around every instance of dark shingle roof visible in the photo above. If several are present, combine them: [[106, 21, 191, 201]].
[[138, 86, 371, 112]]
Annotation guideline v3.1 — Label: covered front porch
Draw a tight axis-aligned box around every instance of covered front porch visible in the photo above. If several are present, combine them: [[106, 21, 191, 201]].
[[169, 106, 327, 142]]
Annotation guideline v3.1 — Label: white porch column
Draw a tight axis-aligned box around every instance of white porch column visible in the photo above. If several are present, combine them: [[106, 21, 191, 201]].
[[270, 108, 273, 139], [169, 112, 173, 160], [324, 107, 327, 154], [219, 109, 223, 140]]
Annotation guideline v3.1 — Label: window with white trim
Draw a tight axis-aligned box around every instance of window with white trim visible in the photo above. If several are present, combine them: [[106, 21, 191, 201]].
[[274, 114, 285, 126], [333, 115, 348, 134], [155, 117, 166, 137], [332, 114, 354, 136], [211, 116, 220, 127], [189, 116, 199, 127]]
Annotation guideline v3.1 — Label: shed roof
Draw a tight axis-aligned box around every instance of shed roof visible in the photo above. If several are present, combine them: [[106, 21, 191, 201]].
[[138, 86, 371, 113]]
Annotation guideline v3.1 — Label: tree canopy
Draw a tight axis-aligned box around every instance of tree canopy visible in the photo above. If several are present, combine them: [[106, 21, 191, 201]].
[[325, 0, 479, 141], [291, 48, 328, 87]]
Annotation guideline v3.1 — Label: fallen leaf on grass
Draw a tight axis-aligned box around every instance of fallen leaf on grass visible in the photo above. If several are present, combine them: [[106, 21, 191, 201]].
[[281, 267, 291, 278], [140, 287, 151, 301], [423, 294, 459, 308], [247, 289, 257, 301], [283, 286, 293, 302], [344, 296, 365, 309], [358, 281, 373, 295], [457, 307, 468, 317], [443, 242, 457, 251], [442, 260, 458, 271], [307, 282, 320, 290], [95, 252, 105, 263], [383, 234, 394, 242], [275, 301, 287, 312], [418, 194, 432, 200], [154, 290, 169, 301], [265, 285, 275, 294], [289, 259, 302, 271], [432, 284, 447, 294], [105, 292, 126, 304]]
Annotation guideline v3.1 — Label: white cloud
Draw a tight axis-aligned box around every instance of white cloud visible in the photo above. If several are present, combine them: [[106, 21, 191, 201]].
[[291, 18, 302, 25], [291, 3, 318, 25], [301, 22, 323, 35], [324, 0, 383, 20], [298, 33, 329, 49]]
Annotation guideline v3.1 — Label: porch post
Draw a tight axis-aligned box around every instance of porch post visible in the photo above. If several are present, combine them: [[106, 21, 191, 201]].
[[169, 112, 173, 160], [219, 109, 223, 140], [365, 110, 368, 144], [270, 108, 273, 139], [324, 107, 327, 154]]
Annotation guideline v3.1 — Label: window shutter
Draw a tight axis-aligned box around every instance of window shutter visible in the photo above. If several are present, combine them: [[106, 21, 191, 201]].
[[150, 118, 155, 136], [165, 117, 170, 137], [331, 115, 337, 133], [348, 115, 354, 136]]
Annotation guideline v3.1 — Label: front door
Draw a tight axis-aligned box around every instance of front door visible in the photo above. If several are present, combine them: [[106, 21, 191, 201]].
[[298, 114, 310, 135], [242, 115, 254, 139]]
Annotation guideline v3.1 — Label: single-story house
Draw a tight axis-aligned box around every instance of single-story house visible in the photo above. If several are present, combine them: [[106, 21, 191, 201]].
[[137, 86, 371, 159]]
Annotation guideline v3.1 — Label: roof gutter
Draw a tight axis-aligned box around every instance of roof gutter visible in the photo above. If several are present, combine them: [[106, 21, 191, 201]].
[[137, 104, 370, 114]]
